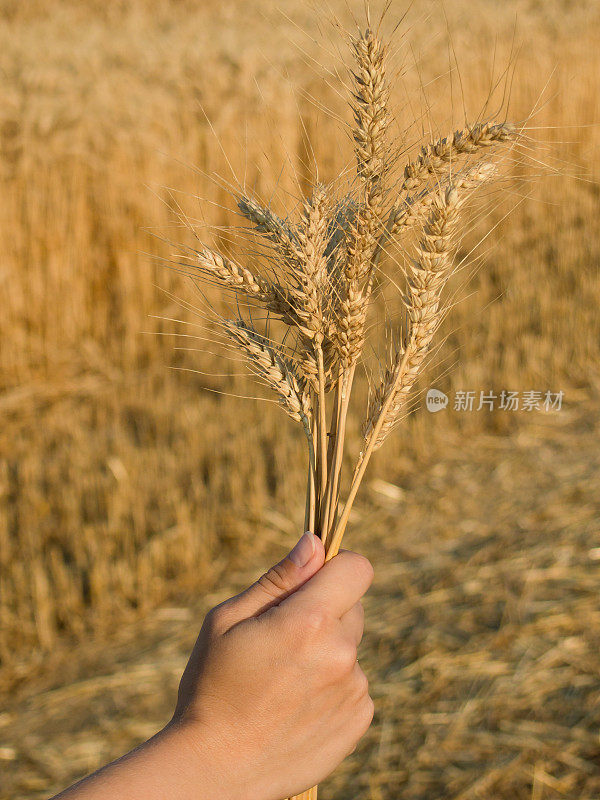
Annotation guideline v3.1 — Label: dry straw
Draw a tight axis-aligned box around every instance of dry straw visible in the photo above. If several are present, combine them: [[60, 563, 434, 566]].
[[171, 14, 519, 800]]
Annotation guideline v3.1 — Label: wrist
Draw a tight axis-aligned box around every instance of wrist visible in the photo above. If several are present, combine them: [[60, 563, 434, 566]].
[[50, 716, 242, 800], [161, 716, 248, 800]]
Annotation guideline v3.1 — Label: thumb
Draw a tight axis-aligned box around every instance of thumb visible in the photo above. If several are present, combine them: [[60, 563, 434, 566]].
[[222, 532, 325, 626]]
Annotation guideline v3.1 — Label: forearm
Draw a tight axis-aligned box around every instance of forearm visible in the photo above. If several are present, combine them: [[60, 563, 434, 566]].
[[50, 721, 238, 800]]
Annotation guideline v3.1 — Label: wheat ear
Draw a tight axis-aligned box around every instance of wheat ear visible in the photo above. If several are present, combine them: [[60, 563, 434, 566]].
[[363, 181, 458, 448], [369, 161, 499, 270], [368, 123, 516, 269], [401, 121, 515, 192], [195, 245, 272, 296], [328, 164, 496, 558], [237, 195, 298, 247], [389, 161, 498, 236], [335, 25, 390, 370], [196, 245, 302, 326], [287, 185, 332, 502], [222, 319, 314, 454], [286, 184, 330, 344]]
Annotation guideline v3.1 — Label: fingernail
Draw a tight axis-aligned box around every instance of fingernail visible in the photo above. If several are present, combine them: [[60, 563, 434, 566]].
[[289, 531, 316, 567]]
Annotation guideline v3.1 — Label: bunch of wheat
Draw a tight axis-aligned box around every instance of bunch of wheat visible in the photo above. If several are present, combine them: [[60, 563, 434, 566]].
[[170, 15, 518, 800]]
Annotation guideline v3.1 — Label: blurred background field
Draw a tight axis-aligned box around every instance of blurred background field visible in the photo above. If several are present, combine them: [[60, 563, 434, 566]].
[[1, 0, 599, 798]]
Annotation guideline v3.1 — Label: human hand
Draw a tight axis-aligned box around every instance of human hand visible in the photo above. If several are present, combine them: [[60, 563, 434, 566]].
[[172, 532, 374, 800]]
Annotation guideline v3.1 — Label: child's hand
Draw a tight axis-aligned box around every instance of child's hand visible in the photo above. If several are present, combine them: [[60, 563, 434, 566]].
[[173, 531, 374, 800]]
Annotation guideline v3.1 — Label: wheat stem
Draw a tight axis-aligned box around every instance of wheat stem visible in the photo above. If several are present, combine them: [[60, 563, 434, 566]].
[[326, 345, 411, 559], [316, 346, 328, 510], [309, 416, 317, 533], [321, 365, 355, 547]]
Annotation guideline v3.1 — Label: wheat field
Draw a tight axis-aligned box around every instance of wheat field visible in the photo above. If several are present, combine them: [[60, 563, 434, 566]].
[[1, 0, 600, 798]]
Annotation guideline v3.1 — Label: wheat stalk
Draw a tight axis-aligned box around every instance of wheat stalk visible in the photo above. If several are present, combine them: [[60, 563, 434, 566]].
[[370, 166, 498, 450], [328, 175, 494, 558]]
